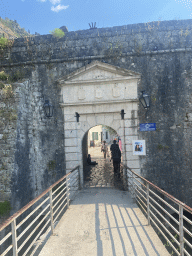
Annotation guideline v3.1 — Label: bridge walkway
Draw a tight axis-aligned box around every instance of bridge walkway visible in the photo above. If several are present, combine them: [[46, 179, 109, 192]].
[[39, 187, 169, 256]]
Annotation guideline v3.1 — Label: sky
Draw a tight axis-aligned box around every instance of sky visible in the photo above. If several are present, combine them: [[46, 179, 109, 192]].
[[0, 0, 192, 35]]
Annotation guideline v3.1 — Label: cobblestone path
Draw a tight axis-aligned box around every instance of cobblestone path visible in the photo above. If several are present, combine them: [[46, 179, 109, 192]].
[[84, 146, 124, 190]]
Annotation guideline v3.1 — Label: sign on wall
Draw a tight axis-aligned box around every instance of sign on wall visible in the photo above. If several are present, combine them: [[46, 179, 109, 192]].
[[140, 123, 156, 131], [133, 140, 146, 155]]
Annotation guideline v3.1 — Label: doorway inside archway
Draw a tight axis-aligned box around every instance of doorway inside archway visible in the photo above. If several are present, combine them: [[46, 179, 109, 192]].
[[82, 125, 124, 189]]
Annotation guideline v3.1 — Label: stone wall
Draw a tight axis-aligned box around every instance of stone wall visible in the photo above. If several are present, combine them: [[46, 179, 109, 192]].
[[0, 83, 18, 202], [0, 19, 192, 209], [0, 70, 65, 214]]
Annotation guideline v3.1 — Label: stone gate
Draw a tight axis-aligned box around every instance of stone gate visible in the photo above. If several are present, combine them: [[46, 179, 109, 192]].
[[59, 61, 141, 186]]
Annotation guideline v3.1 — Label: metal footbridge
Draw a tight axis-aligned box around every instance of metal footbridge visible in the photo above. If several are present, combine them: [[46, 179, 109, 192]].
[[0, 166, 192, 256]]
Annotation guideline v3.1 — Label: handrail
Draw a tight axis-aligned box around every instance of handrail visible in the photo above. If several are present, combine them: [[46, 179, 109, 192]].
[[125, 166, 192, 215], [0, 165, 80, 256], [126, 165, 192, 256], [0, 166, 79, 233]]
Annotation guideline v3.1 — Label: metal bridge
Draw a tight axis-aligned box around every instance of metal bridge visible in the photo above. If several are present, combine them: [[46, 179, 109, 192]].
[[0, 166, 192, 256]]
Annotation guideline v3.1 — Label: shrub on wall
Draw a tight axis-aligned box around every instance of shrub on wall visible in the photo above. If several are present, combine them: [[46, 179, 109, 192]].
[[0, 37, 9, 49], [49, 28, 65, 38], [0, 71, 8, 81]]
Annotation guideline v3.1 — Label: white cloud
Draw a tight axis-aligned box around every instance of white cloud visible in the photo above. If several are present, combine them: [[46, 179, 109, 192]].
[[39, 0, 47, 2], [49, 0, 61, 5], [51, 4, 69, 12]]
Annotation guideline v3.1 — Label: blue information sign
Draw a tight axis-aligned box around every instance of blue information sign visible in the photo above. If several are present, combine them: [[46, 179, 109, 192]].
[[140, 123, 156, 131]]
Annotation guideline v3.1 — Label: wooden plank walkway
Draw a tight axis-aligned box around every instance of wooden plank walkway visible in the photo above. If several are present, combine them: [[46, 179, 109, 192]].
[[39, 187, 170, 256]]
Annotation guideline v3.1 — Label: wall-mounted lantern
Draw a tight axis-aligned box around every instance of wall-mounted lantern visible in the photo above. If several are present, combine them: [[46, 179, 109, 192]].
[[75, 112, 80, 122], [121, 109, 125, 120], [139, 91, 150, 110], [43, 100, 54, 118]]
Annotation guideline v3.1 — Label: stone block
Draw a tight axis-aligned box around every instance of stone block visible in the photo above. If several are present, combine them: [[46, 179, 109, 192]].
[[65, 130, 77, 138], [65, 153, 78, 161], [64, 114, 74, 122], [95, 114, 105, 125], [126, 152, 139, 161], [125, 127, 138, 136], [125, 135, 138, 144], [87, 116, 96, 128], [80, 121, 90, 133], [126, 144, 133, 152], [111, 120, 121, 132], [66, 161, 79, 170], [104, 115, 113, 127], [64, 147, 77, 153], [64, 122, 77, 130], [65, 138, 77, 147], [127, 160, 140, 169]]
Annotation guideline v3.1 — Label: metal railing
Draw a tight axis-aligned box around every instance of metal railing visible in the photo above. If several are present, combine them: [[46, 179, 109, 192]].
[[126, 166, 192, 256], [0, 165, 80, 256]]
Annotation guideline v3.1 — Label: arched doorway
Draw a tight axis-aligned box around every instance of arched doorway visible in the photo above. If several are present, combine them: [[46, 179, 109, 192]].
[[58, 61, 141, 188], [82, 125, 123, 188]]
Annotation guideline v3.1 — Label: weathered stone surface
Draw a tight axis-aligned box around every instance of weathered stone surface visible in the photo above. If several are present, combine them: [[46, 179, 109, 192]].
[[0, 19, 192, 213]]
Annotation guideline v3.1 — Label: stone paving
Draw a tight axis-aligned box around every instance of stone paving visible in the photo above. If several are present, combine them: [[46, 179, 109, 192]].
[[84, 146, 124, 190]]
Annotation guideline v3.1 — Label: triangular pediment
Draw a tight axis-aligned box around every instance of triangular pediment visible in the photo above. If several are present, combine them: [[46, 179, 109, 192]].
[[58, 61, 141, 85]]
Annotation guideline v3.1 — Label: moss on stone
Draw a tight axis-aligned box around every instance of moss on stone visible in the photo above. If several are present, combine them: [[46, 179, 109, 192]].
[[48, 160, 56, 171], [0, 201, 11, 216]]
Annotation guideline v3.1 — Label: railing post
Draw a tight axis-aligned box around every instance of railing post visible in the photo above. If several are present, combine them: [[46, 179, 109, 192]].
[[78, 166, 81, 190], [179, 205, 184, 256], [11, 219, 18, 256], [49, 190, 54, 235], [132, 172, 135, 199], [123, 166, 128, 191], [146, 183, 150, 225], [66, 176, 70, 208]]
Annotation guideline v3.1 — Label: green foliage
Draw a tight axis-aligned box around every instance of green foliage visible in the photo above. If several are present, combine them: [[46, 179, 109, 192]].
[[157, 144, 163, 150], [0, 37, 9, 49], [0, 71, 8, 81], [48, 160, 56, 171], [157, 144, 169, 150], [0, 201, 11, 216], [49, 28, 65, 38], [2, 84, 14, 99], [10, 70, 24, 82], [0, 82, 5, 89]]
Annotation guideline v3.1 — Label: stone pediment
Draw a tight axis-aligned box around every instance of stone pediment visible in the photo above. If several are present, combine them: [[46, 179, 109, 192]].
[[59, 61, 141, 106], [58, 61, 140, 85]]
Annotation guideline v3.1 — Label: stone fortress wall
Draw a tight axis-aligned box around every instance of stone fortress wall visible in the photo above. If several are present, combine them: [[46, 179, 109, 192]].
[[1, 19, 192, 212]]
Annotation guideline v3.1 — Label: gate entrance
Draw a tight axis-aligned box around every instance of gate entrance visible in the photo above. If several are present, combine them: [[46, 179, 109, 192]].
[[82, 125, 124, 188], [58, 61, 141, 187]]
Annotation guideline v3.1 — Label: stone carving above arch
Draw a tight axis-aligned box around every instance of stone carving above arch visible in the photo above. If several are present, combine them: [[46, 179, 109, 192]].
[[58, 61, 141, 106]]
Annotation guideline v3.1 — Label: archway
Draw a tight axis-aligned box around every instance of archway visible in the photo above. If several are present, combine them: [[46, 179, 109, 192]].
[[82, 125, 122, 187], [58, 61, 141, 188]]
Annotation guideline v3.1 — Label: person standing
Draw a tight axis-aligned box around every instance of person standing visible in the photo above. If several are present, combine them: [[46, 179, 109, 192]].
[[101, 141, 108, 159], [110, 140, 121, 178]]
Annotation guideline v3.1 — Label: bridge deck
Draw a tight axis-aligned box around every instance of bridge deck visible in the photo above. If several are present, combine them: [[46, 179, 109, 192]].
[[39, 187, 169, 256]]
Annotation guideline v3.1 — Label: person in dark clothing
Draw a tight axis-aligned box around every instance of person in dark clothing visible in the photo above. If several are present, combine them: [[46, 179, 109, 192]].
[[110, 140, 121, 178], [87, 154, 98, 165]]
